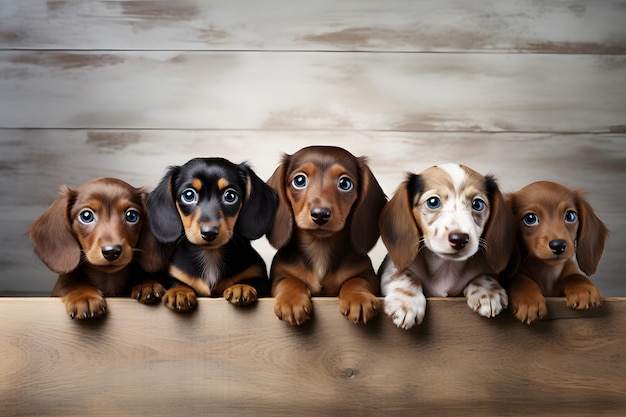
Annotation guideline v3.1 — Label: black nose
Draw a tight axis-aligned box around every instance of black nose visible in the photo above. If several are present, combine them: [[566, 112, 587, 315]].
[[448, 233, 470, 250], [102, 245, 122, 261], [549, 239, 567, 255], [200, 225, 220, 242], [311, 207, 332, 226]]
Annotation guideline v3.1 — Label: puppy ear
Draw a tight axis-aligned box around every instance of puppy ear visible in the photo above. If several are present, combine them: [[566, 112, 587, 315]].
[[379, 174, 422, 271], [235, 163, 278, 240], [483, 175, 516, 274], [266, 154, 294, 249], [135, 190, 172, 272], [574, 191, 608, 275], [145, 167, 183, 245], [350, 158, 387, 255], [27, 186, 81, 274]]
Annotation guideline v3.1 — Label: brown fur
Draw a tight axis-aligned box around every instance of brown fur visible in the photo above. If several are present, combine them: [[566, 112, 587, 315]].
[[27, 178, 168, 319], [506, 181, 609, 324], [267, 146, 387, 325]]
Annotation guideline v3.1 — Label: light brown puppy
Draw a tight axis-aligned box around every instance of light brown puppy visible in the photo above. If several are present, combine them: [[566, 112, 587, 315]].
[[267, 146, 387, 326], [28, 178, 168, 319], [507, 181, 608, 324]]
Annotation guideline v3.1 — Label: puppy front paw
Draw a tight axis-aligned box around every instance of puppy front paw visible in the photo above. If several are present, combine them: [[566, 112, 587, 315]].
[[339, 291, 380, 324], [63, 288, 107, 319], [131, 280, 165, 304], [564, 280, 603, 310], [383, 290, 426, 330], [224, 284, 257, 306], [510, 290, 547, 324], [465, 276, 508, 318], [162, 285, 197, 312]]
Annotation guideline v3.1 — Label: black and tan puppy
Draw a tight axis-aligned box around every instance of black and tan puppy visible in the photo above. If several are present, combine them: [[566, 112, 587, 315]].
[[146, 157, 277, 312]]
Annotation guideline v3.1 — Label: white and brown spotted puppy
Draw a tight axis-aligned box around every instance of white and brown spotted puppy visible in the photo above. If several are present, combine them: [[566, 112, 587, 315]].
[[378, 163, 516, 329]]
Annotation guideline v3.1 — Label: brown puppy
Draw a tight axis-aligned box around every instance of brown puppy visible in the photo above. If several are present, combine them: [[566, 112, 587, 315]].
[[267, 146, 387, 325], [28, 178, 168, 319], [507, 181, 608, 323]]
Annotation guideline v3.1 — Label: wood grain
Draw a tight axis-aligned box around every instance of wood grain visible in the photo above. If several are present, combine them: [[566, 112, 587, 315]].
[[1, 297, 624, 417], [1, 51, 624, 132], [1, 0, 625, 53]]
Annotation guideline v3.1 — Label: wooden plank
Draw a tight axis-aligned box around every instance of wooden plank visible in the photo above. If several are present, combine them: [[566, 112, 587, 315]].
[[0, 0, 625, 53], [1, 298, 625, 417], [2, 130, 624, 296], [1, 51, 625, 131]]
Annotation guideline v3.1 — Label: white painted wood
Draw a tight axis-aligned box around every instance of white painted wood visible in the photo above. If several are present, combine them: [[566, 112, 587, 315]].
[[0, 51, 624, 132], [1, 0, 625, 53]]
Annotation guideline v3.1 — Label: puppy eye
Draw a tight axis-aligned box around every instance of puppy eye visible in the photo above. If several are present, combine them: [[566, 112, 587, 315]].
[[292, 173, 308, 189], [472, 198, 486, 212], [78, 209, 96, 224], [223, 188, 239, 205], [337, 176, 353, 191], [181, 188, 198, 205], [426, 197, 441, 209], [523, 213, 538, 226], [565, 210, 577, 223], [125, 209, 140, 224]]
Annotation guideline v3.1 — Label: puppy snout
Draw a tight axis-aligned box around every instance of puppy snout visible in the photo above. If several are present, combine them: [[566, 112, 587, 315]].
[[310, 207, 332, 226], [448, 233, 469, 250], [549, 239, 567, 255], [101, 245, 122, 261], [200, 224, 220, 242]]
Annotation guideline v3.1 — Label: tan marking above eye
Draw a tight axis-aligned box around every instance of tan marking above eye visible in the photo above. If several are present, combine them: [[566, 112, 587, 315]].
[[191, 178, 202, 191], [217, 178, 229, 191]]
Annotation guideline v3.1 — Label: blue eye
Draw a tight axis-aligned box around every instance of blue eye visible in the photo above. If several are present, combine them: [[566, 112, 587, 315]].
[[524, 213, 538, 226], [125, 209, 139, 224], [181, 188, 198, 205], [292, 174, 307, 189], [565, 210, 577, 223], [338, 176, 353, 191], [223, 188, 239, 205], [426, 196, 441, 209], [472, 198, 486, 212], [78, 209, 96, 224]]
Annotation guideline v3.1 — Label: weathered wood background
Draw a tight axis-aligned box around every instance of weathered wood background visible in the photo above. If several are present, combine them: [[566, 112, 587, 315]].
[[0, 0, 625, 298], [1, 297, 625, 417]]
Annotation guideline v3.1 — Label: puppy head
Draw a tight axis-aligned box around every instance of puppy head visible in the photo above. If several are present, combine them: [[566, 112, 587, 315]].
[[146, 158, 276, 248], [267, 146, 386, 254], [28, 178, 163, 274], [380, 163, 514, 272], [508, 181, 608, 275]]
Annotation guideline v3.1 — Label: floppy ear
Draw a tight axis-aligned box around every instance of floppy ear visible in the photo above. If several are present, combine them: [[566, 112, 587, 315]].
[[379, 174, 422, 271], [134, 190, 172, 272], [574, 191, 608, 275], [482, 175, 516, 274], [27, 186, 81, 274], [235, 163, 278, 240], [349, 158, 387, 255], [145, 167, 184, 245], [266, 154, 294, 249]]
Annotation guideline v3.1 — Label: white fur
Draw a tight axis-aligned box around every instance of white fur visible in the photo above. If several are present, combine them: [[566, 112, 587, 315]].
[[381, 261, 426, 329], [464, 275, 508, 318]]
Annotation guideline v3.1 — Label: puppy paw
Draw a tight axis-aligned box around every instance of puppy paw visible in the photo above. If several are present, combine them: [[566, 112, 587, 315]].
[[131, 280, 165, 304], [510, 290, 547, 324], [381, 270, 425, 329], [465, 276, 508, 318], [162, 285, 197, 312], [224, 284, 257, 306], [339, 291, 380, 324], [565, 281, 603, 310], [63, 288, 107, 320]]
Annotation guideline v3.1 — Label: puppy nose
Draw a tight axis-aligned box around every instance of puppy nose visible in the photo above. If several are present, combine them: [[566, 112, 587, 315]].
[[549, 239, 567, 254], [200, 225, 220, 241], [102, 245, 122, 261], [448, 233, 469, 250], [311, 207, 331, 226]]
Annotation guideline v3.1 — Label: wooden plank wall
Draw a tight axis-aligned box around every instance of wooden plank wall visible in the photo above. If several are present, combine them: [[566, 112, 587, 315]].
[[0, 1, 625, 299], [1, 297, 625, 417]]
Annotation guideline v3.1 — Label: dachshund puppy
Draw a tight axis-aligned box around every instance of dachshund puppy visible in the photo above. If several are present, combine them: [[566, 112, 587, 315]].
[[506, 181, 608, 324], [267, 146, 387, 326], [378, 163, 515, 329], [146, 157, 277, 312], [28, 178, 168, 319]]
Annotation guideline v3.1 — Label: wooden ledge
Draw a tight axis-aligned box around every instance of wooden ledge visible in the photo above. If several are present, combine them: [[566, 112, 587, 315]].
[[2, 297, 625, 416]]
